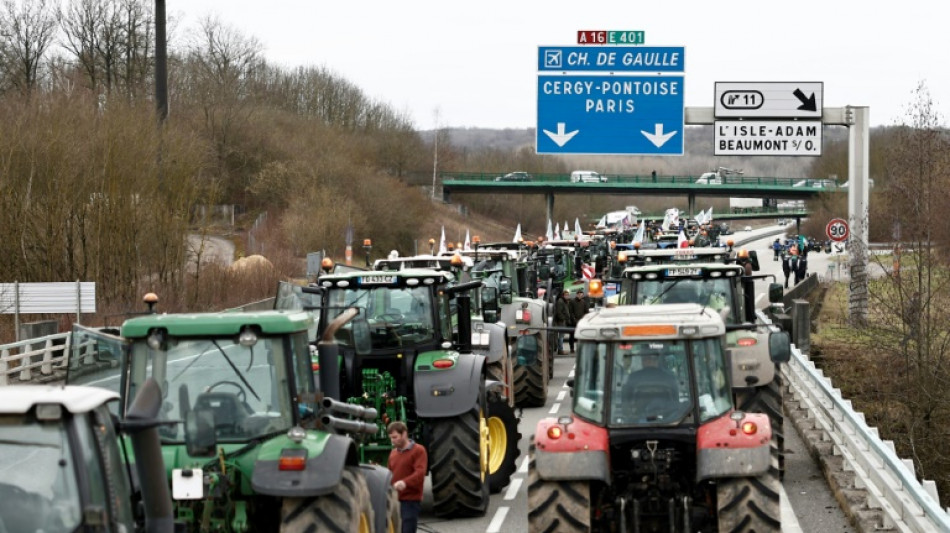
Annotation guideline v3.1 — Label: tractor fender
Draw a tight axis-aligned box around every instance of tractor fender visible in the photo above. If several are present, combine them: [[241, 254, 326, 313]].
[[251, 433, 356, 497], [471, 320, 507, 365], [359, 463, 394, 533], [414, 352, 485, 418], [532, 417, 609, 483], [696, 411, 772, 480], [726, 328, 776, 388]]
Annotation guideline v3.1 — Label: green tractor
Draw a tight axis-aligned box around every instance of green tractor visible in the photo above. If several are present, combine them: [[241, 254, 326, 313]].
[[311, 267, 522, 515], [67, 309, 399, 532], [453, 246, 552, 405]]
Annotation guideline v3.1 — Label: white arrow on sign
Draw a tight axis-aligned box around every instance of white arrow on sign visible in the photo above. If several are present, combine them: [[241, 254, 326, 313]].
[[641, 123, 677, 148], [543, 122, 579, 147]]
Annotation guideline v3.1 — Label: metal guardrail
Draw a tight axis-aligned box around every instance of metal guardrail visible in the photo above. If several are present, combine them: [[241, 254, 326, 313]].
[[442, 171, 845, 191], [777, 329, 950, 532]]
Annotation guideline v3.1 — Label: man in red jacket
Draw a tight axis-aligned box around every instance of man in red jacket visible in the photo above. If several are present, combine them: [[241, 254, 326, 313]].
[[388, 421, 428, 533]]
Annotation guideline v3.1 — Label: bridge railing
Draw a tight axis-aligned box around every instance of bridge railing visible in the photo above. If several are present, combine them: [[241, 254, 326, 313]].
[[0, 332, 70, 385], [442, 172, 844, 190]]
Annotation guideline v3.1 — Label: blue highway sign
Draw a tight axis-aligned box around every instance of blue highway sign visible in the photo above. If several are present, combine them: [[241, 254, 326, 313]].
[[538, 46, 684, 73], [536, 75, 685, 155]]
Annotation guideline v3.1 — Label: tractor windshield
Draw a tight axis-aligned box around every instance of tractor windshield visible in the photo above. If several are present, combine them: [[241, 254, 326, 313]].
[[0, 415, 82, 532], [326, 286, 436, 350], [573, 337, 732, 427], [126, 333, 307, 443], [634, 277, 739, 324]]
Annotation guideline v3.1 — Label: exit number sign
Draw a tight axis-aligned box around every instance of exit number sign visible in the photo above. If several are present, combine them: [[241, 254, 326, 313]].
[[577, 30, 645, 45]]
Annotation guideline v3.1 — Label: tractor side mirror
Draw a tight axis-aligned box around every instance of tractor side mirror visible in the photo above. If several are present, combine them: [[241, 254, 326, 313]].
[[185, 409, 217, 457], [768, 330, 791, 363], [768, 282, 784, 304], [498, 277, 513, 305], [351, 318, 372, 356]]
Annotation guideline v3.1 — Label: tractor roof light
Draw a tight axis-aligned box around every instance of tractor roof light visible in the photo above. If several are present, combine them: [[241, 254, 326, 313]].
[[617, 252, 628, 264], [450, 254, 463, 267], [321, 257, 335, 273], [588, 279, 604, 298]]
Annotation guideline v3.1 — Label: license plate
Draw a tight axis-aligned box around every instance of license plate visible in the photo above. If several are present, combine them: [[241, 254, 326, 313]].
[[359, 275, 396, 285], [666, 267, 701, 277]]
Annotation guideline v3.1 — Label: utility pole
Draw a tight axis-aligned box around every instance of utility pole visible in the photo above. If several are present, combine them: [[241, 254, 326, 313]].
[[431, 108, 441, 200], [155, 0, 168, 122]]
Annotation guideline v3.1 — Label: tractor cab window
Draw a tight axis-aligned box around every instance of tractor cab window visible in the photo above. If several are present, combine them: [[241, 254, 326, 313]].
[[691, 338, 732, 421], [573, 342, 607, 424], [127, 334, 295, 443], [610, 340, 692, 425], [326, 286, 436, 350], [636, 278, 739, 324]]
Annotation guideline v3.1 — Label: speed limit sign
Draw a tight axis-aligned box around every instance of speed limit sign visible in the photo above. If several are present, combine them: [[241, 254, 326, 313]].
[[826, 218, 849, 242]]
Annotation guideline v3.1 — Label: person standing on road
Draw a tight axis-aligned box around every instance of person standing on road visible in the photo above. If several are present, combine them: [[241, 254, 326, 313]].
[[388, 422, 427, 533], [568, 289, 589, 353], [555, 289, 572, 354], [772, 238, 782, 261]]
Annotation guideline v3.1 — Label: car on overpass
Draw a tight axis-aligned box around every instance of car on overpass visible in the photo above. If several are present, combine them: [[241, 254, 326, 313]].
[[495, 171, 532, 182], [571, 170, 607, 183]]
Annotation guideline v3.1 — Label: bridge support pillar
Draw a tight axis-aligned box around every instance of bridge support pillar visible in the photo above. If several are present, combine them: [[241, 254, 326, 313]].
[[546, 193, 554, 226], [442, 189, 451, 204], [688, 193, 696, 219]]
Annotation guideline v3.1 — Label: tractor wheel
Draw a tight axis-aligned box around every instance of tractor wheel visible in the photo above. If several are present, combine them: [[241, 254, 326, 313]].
[[428, 403, 490, 517], [715, 468, 781, 533], [487, 393, 521, 493], [280, 466, 373, 533], [734, 366, 785, 479], [513, 334, 548, 407], [527, 450, 591, 532], [385, 487, 400, 533]]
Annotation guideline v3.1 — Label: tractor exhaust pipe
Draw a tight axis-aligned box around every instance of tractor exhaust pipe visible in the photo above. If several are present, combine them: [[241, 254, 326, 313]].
[[124, 377, 175, 533]]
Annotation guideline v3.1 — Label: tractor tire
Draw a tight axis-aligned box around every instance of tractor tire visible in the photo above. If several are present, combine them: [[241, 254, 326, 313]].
[[385, 487, 400, 533], [487, 393, 521, 493], [428, 405, 490, 517], [527, 450, 591, 532], [513, 335, 548, 407], [735, 366, 785, 479], [280, 466, 373, 533], [715, 467, 781, 533]]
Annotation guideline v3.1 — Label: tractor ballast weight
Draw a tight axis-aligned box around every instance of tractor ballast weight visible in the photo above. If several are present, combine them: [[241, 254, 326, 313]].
[[528, 304, 787, 532]]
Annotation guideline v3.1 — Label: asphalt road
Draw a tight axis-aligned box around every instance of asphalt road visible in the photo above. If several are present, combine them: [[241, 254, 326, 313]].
[[409, 224, 855, 533]]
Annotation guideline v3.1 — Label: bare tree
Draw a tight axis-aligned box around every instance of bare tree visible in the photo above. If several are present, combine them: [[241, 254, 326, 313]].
[[0, 0, 57, 94]]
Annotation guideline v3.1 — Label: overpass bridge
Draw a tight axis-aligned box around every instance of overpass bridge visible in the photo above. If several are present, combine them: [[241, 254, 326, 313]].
[[441, 171, 841, 221]]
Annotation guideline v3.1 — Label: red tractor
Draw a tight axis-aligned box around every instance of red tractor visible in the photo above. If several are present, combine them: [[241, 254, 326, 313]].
[[528, 303, 790, 532]]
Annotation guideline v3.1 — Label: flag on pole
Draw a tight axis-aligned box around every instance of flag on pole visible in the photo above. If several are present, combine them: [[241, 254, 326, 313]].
[[439, 226, 447, 254], [677, 228, 689, 248], [706, 206, 714, 222], [464, 229, 471, 251], [563, 221, 569, 239], [574, 218, 583, 238], [546, 219, 554, 241], [513, 223, 523, 243], [554, 223, 561, 240], [633, 222, 645, 245]]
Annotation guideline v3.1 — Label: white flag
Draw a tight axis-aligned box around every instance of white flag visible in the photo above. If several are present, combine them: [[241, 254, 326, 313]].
[[563, 221, 569, 238], [633, 222, 645, 244], [546, 219, 554, 241], [513, 223, 523, 243], [553, 223, 560, 240], [575, 218, 583, 237], [464, 229, 471, 251], [439, 226, 447, 254], [706, 206, 714, 222]]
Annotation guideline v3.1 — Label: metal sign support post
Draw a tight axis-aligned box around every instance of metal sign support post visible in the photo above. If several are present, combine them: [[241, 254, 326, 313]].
[[847, 106, 870, 325]]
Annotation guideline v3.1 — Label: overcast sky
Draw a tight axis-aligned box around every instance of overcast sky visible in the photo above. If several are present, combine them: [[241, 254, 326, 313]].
[[169, 0, 948, 130]]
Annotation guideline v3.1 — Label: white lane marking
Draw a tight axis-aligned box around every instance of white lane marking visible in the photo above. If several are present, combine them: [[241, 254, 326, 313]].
[[548, 402, 561, 415], [504, 477, 523, 500], [781, 487, 804, 533], [567, 368, 575, 379], [557, 390, 567, 401], [518, 456, 530, 474], [487, 506, 509, 533]]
